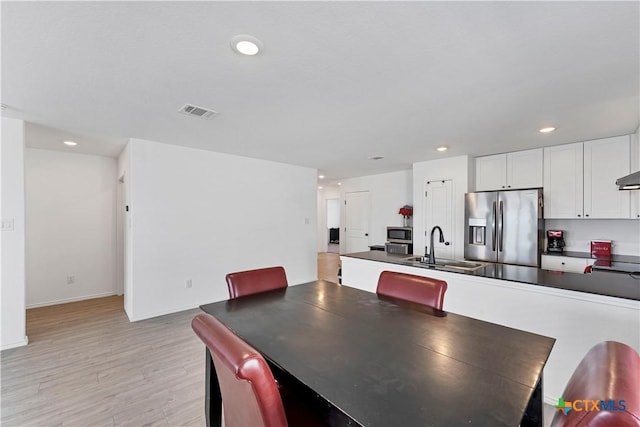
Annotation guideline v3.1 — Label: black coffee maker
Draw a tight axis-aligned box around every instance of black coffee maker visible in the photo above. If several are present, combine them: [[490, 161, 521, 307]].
[[547, 230, 565, 253]]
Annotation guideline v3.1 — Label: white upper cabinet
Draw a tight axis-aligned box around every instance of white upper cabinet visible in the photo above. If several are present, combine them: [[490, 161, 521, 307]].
[[475, 154, 507, 191], [543, 142, 584, 218], [475, 148, 543, 191], [583, 136, 630, 218], [544, 136, 631, 219], [506, 149, 544, 190]]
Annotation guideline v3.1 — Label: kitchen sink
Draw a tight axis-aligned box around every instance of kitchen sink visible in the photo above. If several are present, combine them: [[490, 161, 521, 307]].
[[403, 256, 487, 271]]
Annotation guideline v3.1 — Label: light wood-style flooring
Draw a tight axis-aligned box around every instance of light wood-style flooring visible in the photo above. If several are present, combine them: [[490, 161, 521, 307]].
[[317, 251, 340, 283], [1, 296, 205, 427]]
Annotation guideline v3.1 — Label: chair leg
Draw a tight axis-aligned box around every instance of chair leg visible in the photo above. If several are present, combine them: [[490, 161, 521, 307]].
[[521, 377, 543, 427], [205, 349, 223, 427]]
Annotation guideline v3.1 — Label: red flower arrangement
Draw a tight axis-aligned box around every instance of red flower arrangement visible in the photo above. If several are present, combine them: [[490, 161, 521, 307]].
[[398, 205, 413, 218]]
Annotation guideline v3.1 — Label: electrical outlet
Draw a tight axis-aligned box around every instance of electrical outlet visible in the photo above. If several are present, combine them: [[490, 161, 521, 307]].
[[1, 218, 14, 231], [67, 275, 75, 285], [186, 279, 192, 289]]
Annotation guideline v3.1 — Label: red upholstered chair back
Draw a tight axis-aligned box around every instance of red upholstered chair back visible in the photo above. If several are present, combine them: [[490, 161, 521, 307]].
[[376, 270, 447, 310], [551, 341, 640, 427], [191, 314, 288, 427], [226, 266, 288, 299]]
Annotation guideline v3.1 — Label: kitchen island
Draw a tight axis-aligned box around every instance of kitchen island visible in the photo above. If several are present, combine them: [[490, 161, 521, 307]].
[[343, 250, 640, 300], [340, 251, 640, 405]]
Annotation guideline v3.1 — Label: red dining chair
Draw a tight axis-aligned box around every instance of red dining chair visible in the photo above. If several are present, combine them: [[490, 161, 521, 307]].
[[376, 270, 448, 310], [191, 314, 326, 427], [226, 266, 288, 299], [550, 341, 640, 427]]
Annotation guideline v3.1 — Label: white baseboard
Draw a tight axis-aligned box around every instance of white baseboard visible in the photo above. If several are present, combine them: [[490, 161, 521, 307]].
[[1, 336, 29, 351], [26, 292, 117, 309], [127, 303, 200, 322]]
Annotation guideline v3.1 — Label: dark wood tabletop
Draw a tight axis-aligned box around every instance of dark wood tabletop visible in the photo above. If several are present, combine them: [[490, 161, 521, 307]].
[[200, 280, 555, 427]]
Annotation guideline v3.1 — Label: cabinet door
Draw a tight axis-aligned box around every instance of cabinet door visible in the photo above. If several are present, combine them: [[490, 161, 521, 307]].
[[541, 255, 588, 274], [507, 148, 543, 189], [544, 143, 584, 219], [584, 136, 630, 219], [475, 154, 507, 191]]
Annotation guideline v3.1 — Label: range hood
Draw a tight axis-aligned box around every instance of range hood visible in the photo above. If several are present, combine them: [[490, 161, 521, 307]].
[[616, 171, 640, 190]]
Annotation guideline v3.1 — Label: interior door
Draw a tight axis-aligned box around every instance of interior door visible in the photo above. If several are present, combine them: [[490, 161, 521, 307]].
[[424, 180, 453, 259], [345, 191, 370, 253]]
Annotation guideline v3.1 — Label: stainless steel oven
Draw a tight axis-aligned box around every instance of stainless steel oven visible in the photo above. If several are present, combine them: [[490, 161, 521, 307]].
[[385, 242, 413, 255]]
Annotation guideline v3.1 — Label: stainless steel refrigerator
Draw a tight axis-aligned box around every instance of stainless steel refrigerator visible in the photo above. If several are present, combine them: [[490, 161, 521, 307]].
[[464, 188, 544, 267]]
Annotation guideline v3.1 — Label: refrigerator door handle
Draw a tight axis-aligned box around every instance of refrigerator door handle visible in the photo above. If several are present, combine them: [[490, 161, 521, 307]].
[[492, 201, 497, 252], [498, 200, 504, 252]]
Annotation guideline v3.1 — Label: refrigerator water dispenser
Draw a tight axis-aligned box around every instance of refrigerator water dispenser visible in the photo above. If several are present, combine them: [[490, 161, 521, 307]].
[[468, 218, 487, 246]]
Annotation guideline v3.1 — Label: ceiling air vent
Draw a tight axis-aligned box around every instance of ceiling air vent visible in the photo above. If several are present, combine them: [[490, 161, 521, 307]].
[[178, 104, 218, 120]]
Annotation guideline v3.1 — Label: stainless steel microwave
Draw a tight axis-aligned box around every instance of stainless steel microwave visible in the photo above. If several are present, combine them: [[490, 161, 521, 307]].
[[386, 226, 413, 244]]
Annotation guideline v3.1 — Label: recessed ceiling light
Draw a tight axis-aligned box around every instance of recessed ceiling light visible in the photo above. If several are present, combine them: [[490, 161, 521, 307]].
[[436, 146, 448, 152], [337, 182, 342, 186], [63, 141, 77, 146], [318, 186, 323, 190], [318, 175, 325, 179], [369, 156, 384, 160], [539, 126, 556, 133], [231, 35, 263, 56]]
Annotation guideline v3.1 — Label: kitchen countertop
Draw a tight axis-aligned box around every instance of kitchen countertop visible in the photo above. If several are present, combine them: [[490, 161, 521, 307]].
[[543, 251, 640, 264], [342, 251, 640, 301]]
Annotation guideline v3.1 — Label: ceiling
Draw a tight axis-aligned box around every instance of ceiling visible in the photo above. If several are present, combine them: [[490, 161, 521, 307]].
[[2, 1, 639, 183]]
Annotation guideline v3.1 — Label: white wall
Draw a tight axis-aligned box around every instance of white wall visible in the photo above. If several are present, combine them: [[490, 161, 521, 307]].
[[126, 138, 317, 321], [413, 156, 473, 258], [1, 117, 28, 350], [24, 149, 117, 307], [339, 170, 412, 252], [316, 185, 340, 252]]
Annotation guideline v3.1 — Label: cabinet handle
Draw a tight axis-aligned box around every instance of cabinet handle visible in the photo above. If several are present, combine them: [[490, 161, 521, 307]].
[[577, 214, 581, 217], [507, 185, 511, 188], [585, 214, 589, 217], [501, 186, 505, 189], [561, 262, 565, 265]]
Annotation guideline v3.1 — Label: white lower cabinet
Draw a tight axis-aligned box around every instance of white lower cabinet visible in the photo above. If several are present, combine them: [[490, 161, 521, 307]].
[[541, 255, 594, 274]]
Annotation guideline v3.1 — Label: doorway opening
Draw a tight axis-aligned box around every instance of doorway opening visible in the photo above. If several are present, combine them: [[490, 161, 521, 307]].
[[326, 198, 340, 254]]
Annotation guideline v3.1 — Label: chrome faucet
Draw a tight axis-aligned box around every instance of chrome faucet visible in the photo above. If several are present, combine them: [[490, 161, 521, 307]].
[[428, 226, 445, 265]]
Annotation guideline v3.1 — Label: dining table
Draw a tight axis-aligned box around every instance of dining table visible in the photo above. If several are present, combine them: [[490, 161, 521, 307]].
[[199, 280, 555, 427]]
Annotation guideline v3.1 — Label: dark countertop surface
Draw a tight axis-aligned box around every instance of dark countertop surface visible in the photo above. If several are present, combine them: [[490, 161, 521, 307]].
[[342, 251, 640, 302], [543, 251, 640, 264]]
